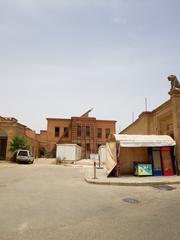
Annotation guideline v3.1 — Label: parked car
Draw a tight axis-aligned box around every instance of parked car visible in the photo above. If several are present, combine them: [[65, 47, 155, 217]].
[[16, 149, 34, 164]]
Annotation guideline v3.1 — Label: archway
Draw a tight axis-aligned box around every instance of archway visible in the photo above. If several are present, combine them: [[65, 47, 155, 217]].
[[39, 147, 46, 158], [0, 129, 8, 160]]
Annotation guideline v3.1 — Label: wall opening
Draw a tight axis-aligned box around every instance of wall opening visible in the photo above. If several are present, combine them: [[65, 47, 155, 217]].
[[0, 129, 8, 160]]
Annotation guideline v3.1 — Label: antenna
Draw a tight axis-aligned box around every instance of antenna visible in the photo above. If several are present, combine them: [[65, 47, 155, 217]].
[[132, 112, 134, 123], [118, 123, 121, 133], [145, 98, 148, 111], [81, 108, 94, 117]]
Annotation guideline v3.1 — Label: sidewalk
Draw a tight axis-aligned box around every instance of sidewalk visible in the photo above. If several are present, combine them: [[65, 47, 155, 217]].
[[84, 167, 180, 186]]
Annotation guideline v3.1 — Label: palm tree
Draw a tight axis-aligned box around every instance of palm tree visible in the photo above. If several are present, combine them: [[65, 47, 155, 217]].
[[9, 136, 28, 154]]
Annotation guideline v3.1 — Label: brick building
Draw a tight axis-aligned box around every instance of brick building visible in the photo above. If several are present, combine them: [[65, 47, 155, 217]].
[[0, 112, 116, 160], [37, 112, 116, 158], [121, 77, 180, 170]]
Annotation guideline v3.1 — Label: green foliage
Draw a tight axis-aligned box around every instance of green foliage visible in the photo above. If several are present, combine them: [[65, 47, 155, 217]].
[[9, 136, 28, 153]]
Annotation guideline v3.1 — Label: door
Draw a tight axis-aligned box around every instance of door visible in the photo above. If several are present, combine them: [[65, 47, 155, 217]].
[[0, 137, 7, 160], [152, 148, 163, 176], [161, 147, 174, 176]]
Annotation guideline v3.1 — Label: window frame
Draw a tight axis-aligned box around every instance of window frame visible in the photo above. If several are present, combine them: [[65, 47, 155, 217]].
[[55, 127, 60, 137], [77, 125, 81, 137], [64, 127, 69, 138], [105, 128, 111, 139], [86, 126, 90, 137], [97, 128, 102, 139]]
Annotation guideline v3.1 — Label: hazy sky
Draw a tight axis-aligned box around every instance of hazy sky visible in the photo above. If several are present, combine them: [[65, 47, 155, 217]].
[[1, 0, 180, 132]]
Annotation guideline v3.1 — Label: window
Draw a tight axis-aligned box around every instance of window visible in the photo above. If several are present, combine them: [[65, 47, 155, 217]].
[[97, 128, 102, 139], [97, 144, 101, 151], [86, 126, 90, 137], [77, 125, 81, 137], [18, 150, 28, 156], [105, 128, 110, 139], [86, 143, 90, 151], [55, 127, 60, 137], [64, 127, 69, 138]]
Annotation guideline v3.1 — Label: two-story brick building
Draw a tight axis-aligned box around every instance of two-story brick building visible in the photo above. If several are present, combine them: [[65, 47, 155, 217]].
[[37, 112, 116, 158], [0, 112, 116, 160]]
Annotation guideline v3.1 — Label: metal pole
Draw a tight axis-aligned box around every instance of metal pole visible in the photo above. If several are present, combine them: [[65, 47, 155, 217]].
[[132, 112, 134, 123], [119, 124, 121, 133], [96, 155, 103, 169], [93, 161, 97, 179], [145, 98, 148, 111], [98, 157, 101, 168]]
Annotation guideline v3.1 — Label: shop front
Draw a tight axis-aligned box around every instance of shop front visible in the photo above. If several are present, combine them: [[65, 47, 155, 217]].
[[106, 134, 176, 177]]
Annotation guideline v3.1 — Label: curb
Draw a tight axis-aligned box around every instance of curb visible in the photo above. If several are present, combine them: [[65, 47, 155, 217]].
[[84, 176, 180, 186]]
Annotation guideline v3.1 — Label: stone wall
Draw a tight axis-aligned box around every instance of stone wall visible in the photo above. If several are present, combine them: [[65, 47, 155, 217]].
[[121, 93, 180, 170], [0, 118, 39, 160], [170, 91, 180, 170]]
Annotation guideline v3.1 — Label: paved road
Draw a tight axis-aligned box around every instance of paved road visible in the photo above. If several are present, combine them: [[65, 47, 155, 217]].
[[0, 163, 180, 240]]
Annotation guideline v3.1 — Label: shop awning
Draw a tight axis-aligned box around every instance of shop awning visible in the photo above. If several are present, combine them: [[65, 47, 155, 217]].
[[113, 134, 176, 147]]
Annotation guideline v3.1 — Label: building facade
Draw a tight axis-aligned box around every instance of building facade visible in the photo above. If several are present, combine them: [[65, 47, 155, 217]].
[[0, 117, 39, 160], [121, 81, 180, 170], [0, 113, 116, 160], [37, 113, 116, 158]]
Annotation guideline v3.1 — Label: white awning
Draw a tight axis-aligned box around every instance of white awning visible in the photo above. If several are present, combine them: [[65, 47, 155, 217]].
[[114, 134, 176, 147]]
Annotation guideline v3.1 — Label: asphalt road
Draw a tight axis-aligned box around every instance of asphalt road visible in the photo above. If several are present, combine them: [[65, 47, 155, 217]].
[[0, 163, 180, 240]]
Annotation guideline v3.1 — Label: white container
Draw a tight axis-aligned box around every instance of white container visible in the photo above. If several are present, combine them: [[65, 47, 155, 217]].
[[56, 144, 81, 161], [98, 145, 107, 164]]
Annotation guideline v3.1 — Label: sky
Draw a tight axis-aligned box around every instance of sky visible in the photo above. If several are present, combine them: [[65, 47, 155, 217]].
[[0, 0, 180, 133]]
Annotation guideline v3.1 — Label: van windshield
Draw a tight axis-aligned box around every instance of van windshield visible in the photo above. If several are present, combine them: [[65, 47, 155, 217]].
[[18, 151, 28, 156]]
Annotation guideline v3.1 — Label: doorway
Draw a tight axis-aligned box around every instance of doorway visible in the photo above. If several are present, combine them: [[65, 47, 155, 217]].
[[0, 129, 8, 160]]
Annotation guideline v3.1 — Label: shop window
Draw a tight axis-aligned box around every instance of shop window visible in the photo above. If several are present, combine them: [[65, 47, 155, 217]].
[[55, 127, 60, 137], [97, 128, 102, 139]]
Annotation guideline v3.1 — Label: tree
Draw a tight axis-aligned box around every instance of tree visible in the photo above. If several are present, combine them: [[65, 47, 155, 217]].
[[9, 136, 28, 154]]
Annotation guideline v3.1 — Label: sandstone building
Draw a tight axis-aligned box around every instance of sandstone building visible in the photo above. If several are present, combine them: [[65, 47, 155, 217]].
[[0, 117, 39, 160], [121, 75, 180, 170]]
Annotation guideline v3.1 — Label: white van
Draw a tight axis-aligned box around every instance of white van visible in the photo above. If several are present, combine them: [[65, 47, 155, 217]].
[[16, 149, 34, 164]]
